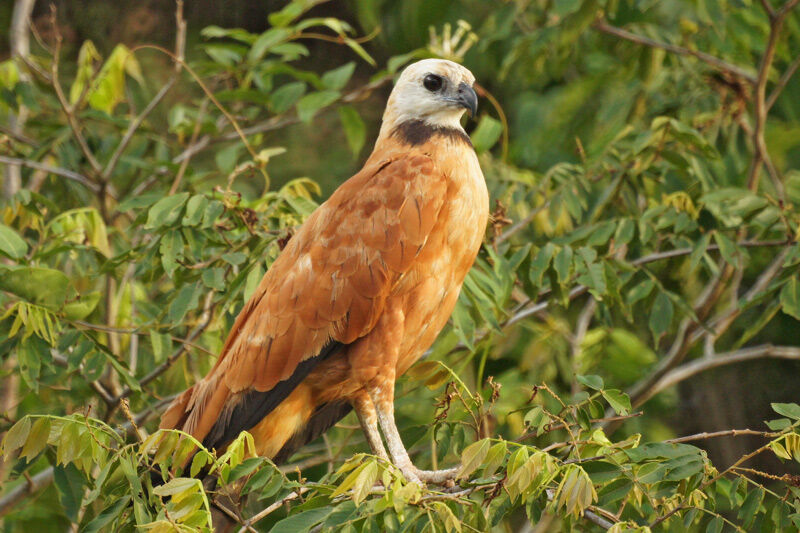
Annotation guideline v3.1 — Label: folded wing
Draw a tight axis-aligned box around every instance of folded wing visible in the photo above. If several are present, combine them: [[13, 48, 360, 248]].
[[160, 153, 447, 451]]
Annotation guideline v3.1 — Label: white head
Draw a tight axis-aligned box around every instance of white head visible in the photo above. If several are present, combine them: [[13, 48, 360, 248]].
[[380, 59, 478, 137]]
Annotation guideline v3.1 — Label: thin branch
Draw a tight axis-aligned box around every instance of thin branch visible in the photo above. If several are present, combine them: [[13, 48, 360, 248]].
[[625, 267, 728, 406], [766, 53, 800, 110], [642, 345, 800, 403], [51, 351, 114, 405], [237, 488, 310, 532], [666, 428, 780, 444], [115, 291, 216, 401], [689, 246, 792, 349], [746, 0, 798, 196], [592, 19, 757, 84], [169, 98, 209, 194], [0, 155, 100, 193], [0, 467, 54, 518]]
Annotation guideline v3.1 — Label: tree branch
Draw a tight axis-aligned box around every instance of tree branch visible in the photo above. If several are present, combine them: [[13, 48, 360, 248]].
[[3, 0, 36, 198], [746, 0, 798, 198], [592, 19, 757, 84], [641, 345, 800, 403], [236, 488, 310, 532], [0, 467, 54, 518], [766, 52, 800, 110], [114, 291, 216, 401], [0, 155, 100, 193]]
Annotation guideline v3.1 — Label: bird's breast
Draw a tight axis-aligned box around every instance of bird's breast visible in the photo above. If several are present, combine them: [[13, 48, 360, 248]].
[[393, 143, 489, 373]]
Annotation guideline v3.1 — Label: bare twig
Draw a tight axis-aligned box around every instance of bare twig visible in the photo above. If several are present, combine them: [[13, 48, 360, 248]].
[[592, 19, 757, 84], [169, 98, 209, 194], [746, 0, 798, 198], [0, 155, 100, 193], [115, 291, 216, 401], [3, 0, 36, 198], [236, 488, 310, 532], [766, 53, 800, 110], [666, 428, 780, 444]]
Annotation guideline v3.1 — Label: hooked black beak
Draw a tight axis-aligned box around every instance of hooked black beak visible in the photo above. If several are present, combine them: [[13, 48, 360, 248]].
[[456, 82, 478, 118]]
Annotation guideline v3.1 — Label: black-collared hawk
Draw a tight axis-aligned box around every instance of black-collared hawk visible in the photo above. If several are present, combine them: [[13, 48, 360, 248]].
[[160, 59, 489, 484]]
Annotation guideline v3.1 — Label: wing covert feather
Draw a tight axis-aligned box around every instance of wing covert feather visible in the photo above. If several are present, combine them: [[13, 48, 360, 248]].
[[164, 153, 447, 444]]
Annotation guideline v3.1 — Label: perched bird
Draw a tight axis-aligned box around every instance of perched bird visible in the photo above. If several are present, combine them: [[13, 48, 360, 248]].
[[160, 59, 489, 484]]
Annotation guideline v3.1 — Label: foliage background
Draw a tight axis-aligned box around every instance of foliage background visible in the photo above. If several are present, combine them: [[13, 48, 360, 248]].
[[1, 0, 800, 531]]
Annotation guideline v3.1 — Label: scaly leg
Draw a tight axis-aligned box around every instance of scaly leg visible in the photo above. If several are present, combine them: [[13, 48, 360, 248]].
[[352, 392, 389, 461], [369, 382, 459, 484]]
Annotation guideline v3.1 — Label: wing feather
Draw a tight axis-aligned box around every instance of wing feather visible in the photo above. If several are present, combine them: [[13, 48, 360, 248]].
[[160, 153, 447, 448]]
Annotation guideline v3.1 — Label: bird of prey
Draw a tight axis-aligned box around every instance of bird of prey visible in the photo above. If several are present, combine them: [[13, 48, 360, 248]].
[[160, 58, 489, 484]]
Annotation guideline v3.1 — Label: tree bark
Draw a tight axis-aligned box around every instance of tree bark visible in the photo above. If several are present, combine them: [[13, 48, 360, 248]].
[[3, 0, 36, 199]]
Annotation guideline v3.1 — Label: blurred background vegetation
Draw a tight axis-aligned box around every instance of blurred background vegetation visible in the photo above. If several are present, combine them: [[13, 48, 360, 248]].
[[1, 0, 800, 531]]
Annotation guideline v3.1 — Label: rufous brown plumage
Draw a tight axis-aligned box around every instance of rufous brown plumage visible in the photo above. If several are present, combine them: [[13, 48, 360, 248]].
[[160, 58, 489, 484]]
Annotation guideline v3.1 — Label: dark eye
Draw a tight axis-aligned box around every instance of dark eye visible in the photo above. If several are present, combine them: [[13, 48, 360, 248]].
[[423, 74, 443, 92]]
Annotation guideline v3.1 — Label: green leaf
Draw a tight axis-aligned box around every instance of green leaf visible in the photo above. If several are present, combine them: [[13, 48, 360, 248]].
[[159, 230, 184, 277], [297, 90, 340, 123], [149, 331, 172, 363], [249, 28, 293, 62], [338, 106, 366, 158], [471, 115, 503, 153], [0, 266, 69, 309], [738, 487, 764, 528], [215, 143, 242, 174], [183, 195, 209, 227], [63, 291, 101, 320], [351, 461, 379, 504], [145, 193, 190, 229], [202, 200, 225, 228], [53, 463, 85, 522], [87, 45, 143, 113], [772, 403, 800, 420], [780, 276, 800, 320], [270, 82, 306, 113], [18, 336, 45, 390], [153, 477, 200, 497], [482, 441, 508, 477], [713, 231, 739, 266], [20, 417, 50, 460], [649, 291, 673, 341], [268, 2, 307, 27], [322, 62, 356, 90], [530, 243, 555, 287], [268, 507, 333, 533], [576, 374, 604, 391], [168, 284, 201, 324], [1, 416, 31, 455], [601, 389, 631, 415], [458, 438, 491, 479], [706, 516, 723, 533], [83, 496, 131, 533], [554, 245, 573, 284], [69, 41, 101, 105], [0, 223, 27, 259]]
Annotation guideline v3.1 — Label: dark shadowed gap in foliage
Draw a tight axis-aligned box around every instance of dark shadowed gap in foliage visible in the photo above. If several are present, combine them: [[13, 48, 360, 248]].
[[677, 359, 800, 473]]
